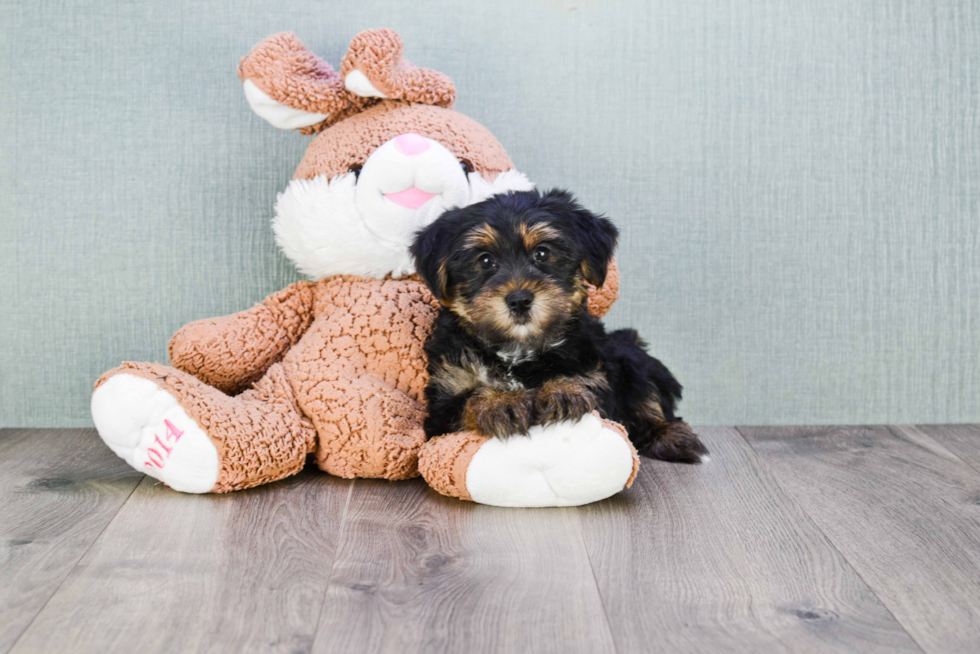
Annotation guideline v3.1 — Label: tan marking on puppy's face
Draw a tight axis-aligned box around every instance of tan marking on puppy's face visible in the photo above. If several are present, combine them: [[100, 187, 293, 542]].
[[464, 223, 501, 251], [519, 222, 560, 252], [467, 277, 570, 342], [436, 257, 451, 302], [449, 297, 473, 321]]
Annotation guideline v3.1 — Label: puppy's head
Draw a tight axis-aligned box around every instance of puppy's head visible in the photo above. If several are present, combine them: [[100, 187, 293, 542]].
[[411, 189, 618, 346]]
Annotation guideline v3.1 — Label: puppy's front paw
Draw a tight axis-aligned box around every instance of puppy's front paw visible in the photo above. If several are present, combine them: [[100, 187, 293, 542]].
[[534, 377, 601, 426], [464, 389, 535, 438]]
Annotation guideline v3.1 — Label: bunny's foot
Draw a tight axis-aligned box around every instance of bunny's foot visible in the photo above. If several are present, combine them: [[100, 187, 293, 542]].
[[92, 373, 219, 493], [419, 412, 639, 508]]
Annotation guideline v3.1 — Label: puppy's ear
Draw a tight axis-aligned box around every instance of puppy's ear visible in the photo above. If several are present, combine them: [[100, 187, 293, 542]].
[[541, 189, 619, 287], [411, 212, 459, 303], [579, 213, 618, 287]]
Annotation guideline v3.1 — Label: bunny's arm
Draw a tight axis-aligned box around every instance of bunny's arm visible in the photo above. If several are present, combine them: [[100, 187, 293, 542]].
[[169, 281, 316, 395]]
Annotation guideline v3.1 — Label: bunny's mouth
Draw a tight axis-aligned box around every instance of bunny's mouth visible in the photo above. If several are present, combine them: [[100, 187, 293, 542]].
[[384, 187, 437, 209]]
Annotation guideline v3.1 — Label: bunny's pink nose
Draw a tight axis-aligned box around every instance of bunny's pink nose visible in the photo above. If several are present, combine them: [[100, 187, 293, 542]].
[[394, 133, 430, 156]]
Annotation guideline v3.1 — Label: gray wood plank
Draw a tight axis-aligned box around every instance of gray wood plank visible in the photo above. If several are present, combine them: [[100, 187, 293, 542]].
[[0, 429, 143, 654], [313, 478, 617, 654], [741, 425, 980, 654], [580, 427, 922, 654], [10, 467, 352, 654], [914, 424, 980, 476]]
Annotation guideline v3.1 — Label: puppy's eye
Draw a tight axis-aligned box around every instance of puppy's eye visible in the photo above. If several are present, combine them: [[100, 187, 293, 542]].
[[348, 164, 362, 180], [533, 246, 550, 263], [478, 253, 496, 270], [459, 160, 474, 175]]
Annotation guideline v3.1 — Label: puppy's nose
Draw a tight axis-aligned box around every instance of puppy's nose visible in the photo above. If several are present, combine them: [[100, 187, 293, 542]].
[[394, 133, 429, 156], [506, 290, 534, 314]]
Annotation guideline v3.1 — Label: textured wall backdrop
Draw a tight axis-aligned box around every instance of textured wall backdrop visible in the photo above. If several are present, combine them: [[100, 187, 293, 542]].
[[1, 0, 978, 427]]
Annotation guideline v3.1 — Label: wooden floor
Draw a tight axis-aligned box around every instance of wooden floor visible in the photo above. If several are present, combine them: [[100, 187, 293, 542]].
[[2, 426, 980, 653]]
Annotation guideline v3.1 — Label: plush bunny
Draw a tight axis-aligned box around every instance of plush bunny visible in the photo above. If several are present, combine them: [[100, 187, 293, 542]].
[[90, 29, 639, 507]]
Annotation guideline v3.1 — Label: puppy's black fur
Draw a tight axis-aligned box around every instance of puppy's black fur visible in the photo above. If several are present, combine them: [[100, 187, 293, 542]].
[[411, 189, 708, 463]]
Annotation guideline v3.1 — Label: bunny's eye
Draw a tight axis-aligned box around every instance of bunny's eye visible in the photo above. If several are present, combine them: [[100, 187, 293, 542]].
[[459, 160, 474, 175], [348, 164, 363, 180]]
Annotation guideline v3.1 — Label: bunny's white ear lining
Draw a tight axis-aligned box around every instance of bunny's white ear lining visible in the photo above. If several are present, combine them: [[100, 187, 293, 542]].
[[242, 79, 330, 130], [344, 70, 388, 98]]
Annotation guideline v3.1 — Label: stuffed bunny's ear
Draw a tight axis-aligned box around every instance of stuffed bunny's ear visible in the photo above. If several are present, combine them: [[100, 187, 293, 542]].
[[238, 32, 350, 131], [340, 29, 456, 107]]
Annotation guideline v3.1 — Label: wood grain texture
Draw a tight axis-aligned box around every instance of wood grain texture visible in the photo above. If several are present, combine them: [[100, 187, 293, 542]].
[[741, 425, 980, 653], [10, 467, 352, 654], [578, 427, 922, 654], [313, 478, 616, 654], [0, 429, 143, 654], [915, 424, 980, 476], [9, 426, 980, 653]]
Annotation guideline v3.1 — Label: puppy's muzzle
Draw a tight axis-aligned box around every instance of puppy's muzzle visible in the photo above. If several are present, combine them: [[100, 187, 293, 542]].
[[505, 289, 534, 321]]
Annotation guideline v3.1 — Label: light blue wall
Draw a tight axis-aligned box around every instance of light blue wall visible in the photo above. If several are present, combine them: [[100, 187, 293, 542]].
[[2, 0, 978, 427]]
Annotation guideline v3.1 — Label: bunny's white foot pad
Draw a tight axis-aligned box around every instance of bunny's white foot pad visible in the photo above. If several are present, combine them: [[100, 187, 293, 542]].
[[91, 374, 219, 493], [464, 414, 636, 507]]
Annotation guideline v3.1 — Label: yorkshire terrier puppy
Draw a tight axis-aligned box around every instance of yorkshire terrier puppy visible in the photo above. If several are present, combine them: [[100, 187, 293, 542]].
[[410, 189, 708, 463]]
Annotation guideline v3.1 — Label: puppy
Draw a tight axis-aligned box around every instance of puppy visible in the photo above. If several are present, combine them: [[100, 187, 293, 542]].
[[410, 189, 708, 463]]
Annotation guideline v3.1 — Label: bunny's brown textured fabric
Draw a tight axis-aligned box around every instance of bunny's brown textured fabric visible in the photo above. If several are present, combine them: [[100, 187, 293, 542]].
[[237, 32, 348, 118], [340, 28, 456, 108]]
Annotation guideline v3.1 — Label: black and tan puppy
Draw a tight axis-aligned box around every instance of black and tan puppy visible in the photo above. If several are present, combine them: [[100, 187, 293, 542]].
[[410, 189, 708, 463]]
